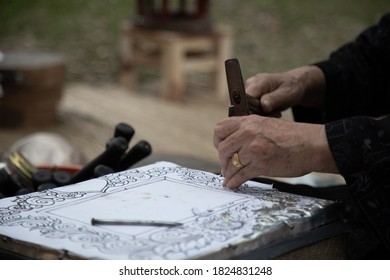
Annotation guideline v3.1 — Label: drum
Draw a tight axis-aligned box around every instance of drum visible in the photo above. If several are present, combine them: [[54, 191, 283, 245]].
[[0, 52, 65, 127]]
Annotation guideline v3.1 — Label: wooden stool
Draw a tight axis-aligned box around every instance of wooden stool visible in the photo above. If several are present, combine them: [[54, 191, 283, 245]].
[[119, 22, 233, 101]]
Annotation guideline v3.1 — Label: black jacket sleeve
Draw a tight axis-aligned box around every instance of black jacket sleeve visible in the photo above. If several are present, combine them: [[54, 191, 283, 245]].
[[314, 13, 390, 178], [316, 13, 390, 122], [325, 115, 390, 177], [312, 14, 390, 256]]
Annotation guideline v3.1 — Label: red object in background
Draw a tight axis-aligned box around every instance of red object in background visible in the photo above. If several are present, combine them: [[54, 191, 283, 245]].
[[133, 0, 213, 33], [36, 164, 82, 175]]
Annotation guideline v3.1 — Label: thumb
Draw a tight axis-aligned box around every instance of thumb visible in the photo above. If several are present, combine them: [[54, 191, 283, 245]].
[[261, 88, 296, 113]]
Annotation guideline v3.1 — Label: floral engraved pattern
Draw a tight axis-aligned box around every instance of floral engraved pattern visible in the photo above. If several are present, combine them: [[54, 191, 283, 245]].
[[0, 190, 86, 225], [100, 164, 225, 193], [0, 162, 335, 259]]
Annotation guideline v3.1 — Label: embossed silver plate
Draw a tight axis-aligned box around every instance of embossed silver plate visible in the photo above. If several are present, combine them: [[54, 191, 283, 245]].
[[0, 162, 339, 260]]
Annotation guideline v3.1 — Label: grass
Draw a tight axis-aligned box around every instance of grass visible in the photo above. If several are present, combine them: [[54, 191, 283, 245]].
[[1, 0, 388, 83], [212, 0, 389, 76]]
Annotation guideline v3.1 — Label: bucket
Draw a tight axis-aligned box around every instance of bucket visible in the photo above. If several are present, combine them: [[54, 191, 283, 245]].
[[0, 52, 66, 127]]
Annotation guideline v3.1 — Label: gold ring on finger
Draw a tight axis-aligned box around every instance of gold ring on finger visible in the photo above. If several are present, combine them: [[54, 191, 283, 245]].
[[231, 152, 244, 169]]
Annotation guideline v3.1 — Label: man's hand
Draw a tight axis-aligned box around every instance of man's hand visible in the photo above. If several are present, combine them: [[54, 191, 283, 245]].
[[213, 115, 339, 188]]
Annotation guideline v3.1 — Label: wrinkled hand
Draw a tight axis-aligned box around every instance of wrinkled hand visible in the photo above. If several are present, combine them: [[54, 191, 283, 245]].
[[245, 66, 326, 114], [213, 115, 338, 188]]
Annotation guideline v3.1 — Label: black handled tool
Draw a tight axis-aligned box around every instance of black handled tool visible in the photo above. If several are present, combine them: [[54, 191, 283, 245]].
[[116, 140, 152, 171], [93, 164, 115, 178], [114, 122, 135, 142], [225, 58, 264, 116], [71, 137, 128, 183], [106, 123, 135, 148]]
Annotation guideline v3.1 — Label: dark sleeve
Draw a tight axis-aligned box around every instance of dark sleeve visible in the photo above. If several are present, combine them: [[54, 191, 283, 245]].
[[325, 115, 390, 177], [315, 13, 390, 122]]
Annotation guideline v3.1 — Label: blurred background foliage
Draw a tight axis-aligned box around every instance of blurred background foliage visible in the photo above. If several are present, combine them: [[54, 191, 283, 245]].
[[1, 0, 388, 84]]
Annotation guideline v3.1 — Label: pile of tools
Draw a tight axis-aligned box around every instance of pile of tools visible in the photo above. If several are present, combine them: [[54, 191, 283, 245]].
[[0, 122, 152, 198]]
